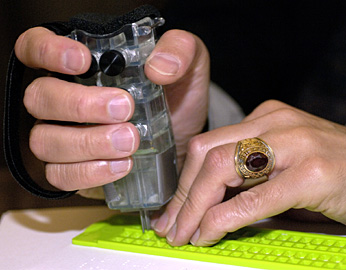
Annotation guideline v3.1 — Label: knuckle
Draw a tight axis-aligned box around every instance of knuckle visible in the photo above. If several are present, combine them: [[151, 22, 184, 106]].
[[46, 163, 81, 190], [203, 207, 227, 231], [46, 162, 104, 191], [256, 99, 286, 112], [186, 134, 209, 158], [74, 92, 91, 122], [257, 106, 306, 129], [183, 194, 202, 214], [15, 27, 54, 67], [270, 107, 302, 123], [29, 125, 47, 160], [14, 30, 29, 58], [24, 78, 43, 117], [278, 107, 301, 122], [204, 146, 230, 172], [181, 186, 209, 215], [46, 164, 66, 190], [74, 163, 97, 188], [77, 130, 99, 159], [301, 157, 330, 182], [288, 126, 318, 150], [294, 157, 333, 207], [37, 38, 51, 67], [76, 127, 114, 159], [233, 190, 264, 221]]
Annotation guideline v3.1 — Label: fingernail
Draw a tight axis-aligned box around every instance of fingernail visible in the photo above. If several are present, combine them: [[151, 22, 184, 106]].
[[63, 47, 85, 72], [112, 127, 135, 152], [190, 228, 200, 246], [109, 158, 131, 174], [166, 223, 177, 243], [150, 216, 159, 230], [108, 94, 132, 121], [147, 53, 180, 75], [153, 212, 169, 233]]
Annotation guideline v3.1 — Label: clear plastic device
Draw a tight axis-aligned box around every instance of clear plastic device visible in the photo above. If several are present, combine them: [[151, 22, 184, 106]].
[[69, 17, 178, 230]]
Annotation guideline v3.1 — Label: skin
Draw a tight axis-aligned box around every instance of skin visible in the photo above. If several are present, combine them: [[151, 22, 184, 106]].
[[15, 27, 209, 196], [153, 101, 346, 246], [15, 27, 346, 246]]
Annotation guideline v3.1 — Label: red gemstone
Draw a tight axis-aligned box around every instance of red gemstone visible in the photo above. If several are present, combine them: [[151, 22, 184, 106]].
[[246, 152, 268, 172]]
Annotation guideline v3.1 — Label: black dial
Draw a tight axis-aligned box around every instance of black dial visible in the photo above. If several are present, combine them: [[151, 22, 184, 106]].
[[99, 50, 126, 76]]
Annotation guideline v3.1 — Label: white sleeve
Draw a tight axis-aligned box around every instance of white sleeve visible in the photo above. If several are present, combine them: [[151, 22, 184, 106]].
[[208, 82, 245, 130]]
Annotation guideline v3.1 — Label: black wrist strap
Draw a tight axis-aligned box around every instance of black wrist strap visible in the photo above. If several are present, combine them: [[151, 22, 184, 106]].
[[3, 5, 160, 199], [4, 49, 77, 199]]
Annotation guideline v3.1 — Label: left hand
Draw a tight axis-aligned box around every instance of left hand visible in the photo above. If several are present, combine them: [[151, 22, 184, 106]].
[[14, 28, 209, 197], [151, 100, 346, 246]]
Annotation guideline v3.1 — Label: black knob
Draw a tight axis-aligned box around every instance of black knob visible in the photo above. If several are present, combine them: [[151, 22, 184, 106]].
[[78, 54, 98, 79], [99, 50, 126, 76]]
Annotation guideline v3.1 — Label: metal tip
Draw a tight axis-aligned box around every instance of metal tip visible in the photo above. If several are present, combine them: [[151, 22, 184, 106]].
[[139, 209, 151, 233], [152, 17, 165, 29]]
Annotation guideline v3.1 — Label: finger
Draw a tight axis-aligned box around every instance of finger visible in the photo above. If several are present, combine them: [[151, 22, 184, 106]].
[[29, 122, 140, 163], [15, 27, 91, 74], [190, 168, 310, 246], [151, 137, 209, 236], [46, 158, 132, 191], [146, 29, 209, 118], [153, 113, 291, 237], [152, 131, 237, 236], [166, 132, 294, 246], [77, 187, 105, 199], [166, 144, 243, 246], [24, 77, 134, 123], [145, 30, 210, 161], [145, 29, 204, 85]]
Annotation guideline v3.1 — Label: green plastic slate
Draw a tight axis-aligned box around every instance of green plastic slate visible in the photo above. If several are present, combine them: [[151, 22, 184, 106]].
[[72, 215, 346, 270]]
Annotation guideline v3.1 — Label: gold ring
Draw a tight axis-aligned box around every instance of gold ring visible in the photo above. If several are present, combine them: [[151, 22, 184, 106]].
[[235, 137, 275, 181]]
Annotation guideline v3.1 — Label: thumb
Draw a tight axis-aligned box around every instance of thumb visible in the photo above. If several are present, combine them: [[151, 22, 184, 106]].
[[145, 29, 209, 85], [145, 30, 210, 167]]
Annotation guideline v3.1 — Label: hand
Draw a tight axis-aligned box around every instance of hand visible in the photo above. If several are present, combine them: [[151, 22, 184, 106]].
[[151, 100, 346, 246], [15, 27, 209, 197]]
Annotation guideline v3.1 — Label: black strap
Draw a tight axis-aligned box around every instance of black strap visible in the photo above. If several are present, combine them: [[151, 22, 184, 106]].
[[4, 50, 77, 199], [3, 5, 160, 199]]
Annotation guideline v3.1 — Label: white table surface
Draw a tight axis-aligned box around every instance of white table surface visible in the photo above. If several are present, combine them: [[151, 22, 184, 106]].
[[1, 206, 345, 270]]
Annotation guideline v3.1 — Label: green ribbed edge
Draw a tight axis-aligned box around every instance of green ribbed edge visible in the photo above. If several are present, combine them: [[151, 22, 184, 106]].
[[72, 215, 346, 270]]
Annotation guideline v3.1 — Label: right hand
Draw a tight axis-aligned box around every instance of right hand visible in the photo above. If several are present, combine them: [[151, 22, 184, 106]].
[[14, 27, 209, 198]]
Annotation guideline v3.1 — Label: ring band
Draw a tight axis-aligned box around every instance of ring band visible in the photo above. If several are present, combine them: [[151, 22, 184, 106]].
[[235, 137, 275, 181]]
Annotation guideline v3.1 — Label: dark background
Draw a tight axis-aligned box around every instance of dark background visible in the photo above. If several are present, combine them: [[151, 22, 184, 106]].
[[1, 0, 345, 216]]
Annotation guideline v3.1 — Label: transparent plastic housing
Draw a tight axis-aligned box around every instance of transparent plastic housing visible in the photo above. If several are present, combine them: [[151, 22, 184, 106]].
[[70, 17, 178, 212]]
